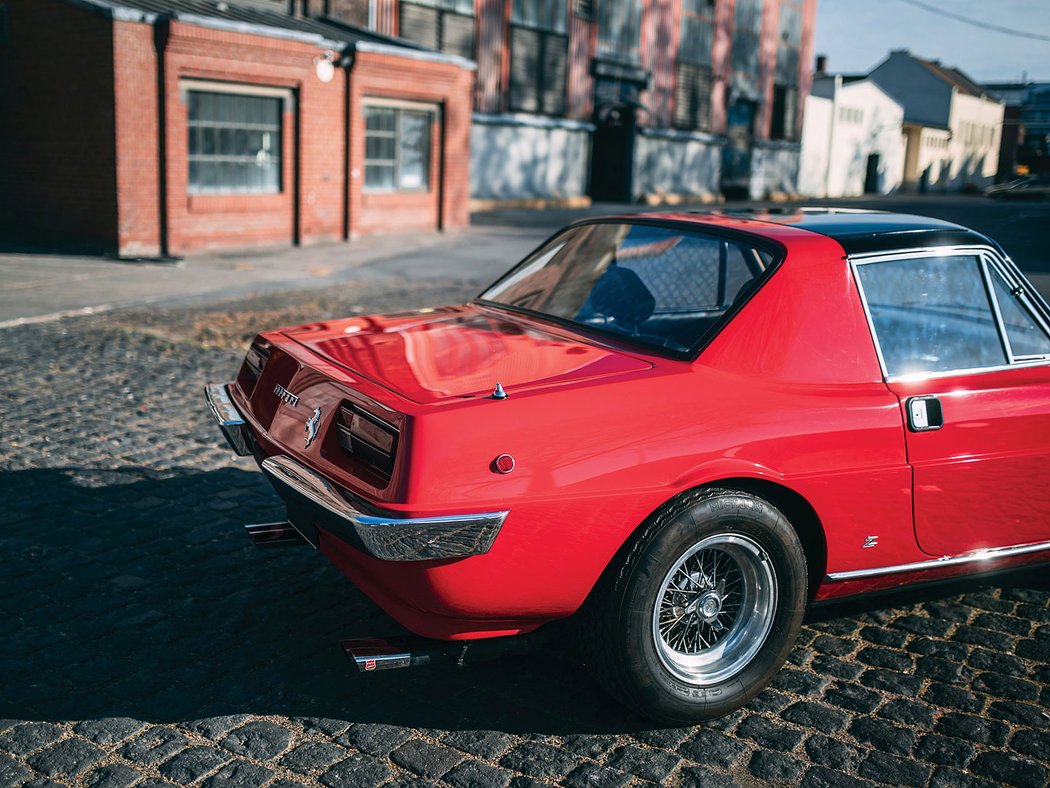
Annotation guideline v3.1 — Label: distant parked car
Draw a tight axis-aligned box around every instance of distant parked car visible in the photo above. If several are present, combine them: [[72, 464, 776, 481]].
[[207, 209, 1050, 723], [985, 174, 1050, 200]]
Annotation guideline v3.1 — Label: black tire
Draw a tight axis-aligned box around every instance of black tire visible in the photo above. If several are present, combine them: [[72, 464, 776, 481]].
[[583, 488, 807, 723]]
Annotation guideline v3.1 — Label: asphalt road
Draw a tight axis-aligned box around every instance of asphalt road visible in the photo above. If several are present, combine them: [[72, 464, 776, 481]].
[[1, 265, 1048, 787]]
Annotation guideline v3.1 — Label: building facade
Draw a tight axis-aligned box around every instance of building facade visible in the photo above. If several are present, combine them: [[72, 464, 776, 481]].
[[0, 0, 473, 256], [868, 50, 1004, 193], [229, 0, 817, 204], [799, 71, 905, 198], [0, 0, 816, 256]]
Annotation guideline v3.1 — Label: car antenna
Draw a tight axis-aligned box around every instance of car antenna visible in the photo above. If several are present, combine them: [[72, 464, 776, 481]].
[[490, 382, 508, 400]]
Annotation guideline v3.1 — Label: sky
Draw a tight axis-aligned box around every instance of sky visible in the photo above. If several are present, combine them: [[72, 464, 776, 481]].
[[814, 0, 1050, 83]]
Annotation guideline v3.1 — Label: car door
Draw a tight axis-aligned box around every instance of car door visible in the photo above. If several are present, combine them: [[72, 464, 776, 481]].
[[853, 248, 1050, 557]]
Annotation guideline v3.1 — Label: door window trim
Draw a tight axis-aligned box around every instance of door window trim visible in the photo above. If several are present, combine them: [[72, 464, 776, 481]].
[[850, 244, 1050, 382]]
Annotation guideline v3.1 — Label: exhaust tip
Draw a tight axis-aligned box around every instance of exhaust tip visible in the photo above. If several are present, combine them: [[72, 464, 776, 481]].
[[244, 521, 308, 547], [342, 637, 414, 671]]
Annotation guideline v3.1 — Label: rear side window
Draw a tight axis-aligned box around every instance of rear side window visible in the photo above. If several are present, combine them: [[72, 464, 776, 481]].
[[856, 255, 1007, 376], [989, 267, 1050, 358], [480, 223, 773, 354]]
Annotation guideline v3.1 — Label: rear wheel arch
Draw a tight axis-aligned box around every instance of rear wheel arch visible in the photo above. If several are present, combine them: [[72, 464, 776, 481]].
[[594, 478, 827, 603], [709, 478, 828, 601]]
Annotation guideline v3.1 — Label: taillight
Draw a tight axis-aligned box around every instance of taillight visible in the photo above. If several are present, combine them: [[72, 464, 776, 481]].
[[335, 402, 399, 482], [238, 339, 271, 395]]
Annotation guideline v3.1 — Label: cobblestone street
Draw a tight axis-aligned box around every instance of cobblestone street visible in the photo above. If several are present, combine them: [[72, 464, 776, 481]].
[[1, 274, 1049, 788]]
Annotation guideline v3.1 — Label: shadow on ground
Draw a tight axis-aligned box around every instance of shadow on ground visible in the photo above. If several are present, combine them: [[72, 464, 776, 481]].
[[0, 466, 649, 734]]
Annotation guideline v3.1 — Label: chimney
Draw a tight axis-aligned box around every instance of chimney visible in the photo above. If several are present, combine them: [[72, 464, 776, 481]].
[[815, 54, 828, 75]]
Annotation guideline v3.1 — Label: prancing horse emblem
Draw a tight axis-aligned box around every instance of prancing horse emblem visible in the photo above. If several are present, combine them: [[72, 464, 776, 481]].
[[305, 406, 322, 448]]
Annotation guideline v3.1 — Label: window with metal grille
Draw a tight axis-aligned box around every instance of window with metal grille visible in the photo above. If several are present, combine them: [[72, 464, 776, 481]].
[[509, 0, 568, 115], [675, 0, 715, 130], [364, 106, 432, 192], [596, 0, 643, 64], [775, 0, 802, 85], [731, 0, 763, 88], [188, 91, 283, 195], [399, 0, 474, 61]]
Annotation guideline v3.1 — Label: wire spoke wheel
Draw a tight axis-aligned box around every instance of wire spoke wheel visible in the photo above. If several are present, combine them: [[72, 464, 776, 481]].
[[651, 533, 777, 686]]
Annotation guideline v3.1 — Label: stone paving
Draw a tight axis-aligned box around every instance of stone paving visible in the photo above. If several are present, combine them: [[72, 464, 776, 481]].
[[1, 276, 1049, 787]]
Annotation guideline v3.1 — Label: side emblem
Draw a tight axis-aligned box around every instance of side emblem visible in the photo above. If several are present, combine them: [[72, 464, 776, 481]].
[[305, 406, 322, 448], [862, 535, 879, 549]]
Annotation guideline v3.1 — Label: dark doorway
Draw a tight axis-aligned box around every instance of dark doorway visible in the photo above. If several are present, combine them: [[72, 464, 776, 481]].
[[722, 99, 756, 199], [865, 152, 881, 194], [589, 108, 636, 202]]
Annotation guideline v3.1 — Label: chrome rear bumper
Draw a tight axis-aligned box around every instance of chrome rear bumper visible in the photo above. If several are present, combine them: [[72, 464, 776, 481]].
[[204, 383, 253, 456], [261, 455, 508, 562]]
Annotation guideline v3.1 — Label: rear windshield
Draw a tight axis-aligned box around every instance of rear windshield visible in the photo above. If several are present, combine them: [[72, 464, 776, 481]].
[[479, 222, 774, 354]]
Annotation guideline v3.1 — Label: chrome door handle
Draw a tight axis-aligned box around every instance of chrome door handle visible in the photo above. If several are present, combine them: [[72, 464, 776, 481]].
[[906, 396, 943, 432]]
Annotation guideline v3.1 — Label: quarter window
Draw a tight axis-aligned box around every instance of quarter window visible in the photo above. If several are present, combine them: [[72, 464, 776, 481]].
[[989, 267, 1050, 358], [364, 106, 433, 192], [856, 255, 1007, 376], [188, 91, 283, 195]]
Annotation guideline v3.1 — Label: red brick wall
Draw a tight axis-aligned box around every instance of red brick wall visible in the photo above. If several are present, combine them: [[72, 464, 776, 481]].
[[348, 50, 472, 237], [113, 20, 161, 257], [153, 21, 346, 255], [0, 0, 118, 252]]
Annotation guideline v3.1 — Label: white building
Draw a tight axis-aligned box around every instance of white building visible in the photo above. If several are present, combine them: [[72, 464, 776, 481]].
[[868, 50, 1004, 191], [799, 74, 905, 197]]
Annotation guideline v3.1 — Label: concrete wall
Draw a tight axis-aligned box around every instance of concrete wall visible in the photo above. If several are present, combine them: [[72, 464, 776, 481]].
[[943, 91, 1004, 189], [829, 81, 905, 196], [799, 94, 832, 198], [750, 140, 801, 199], [470, 114, 593, 202], [632, 128, 722, 202]]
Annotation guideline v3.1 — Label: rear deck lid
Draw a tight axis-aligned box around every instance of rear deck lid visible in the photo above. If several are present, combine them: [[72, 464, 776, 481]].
[[283, 305, 653, 404]]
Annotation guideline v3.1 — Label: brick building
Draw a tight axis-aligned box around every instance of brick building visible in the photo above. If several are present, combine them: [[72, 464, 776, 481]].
[[0, 0, 815, 255], [347, 0, 816, 205], [0, 0, 473, 256]]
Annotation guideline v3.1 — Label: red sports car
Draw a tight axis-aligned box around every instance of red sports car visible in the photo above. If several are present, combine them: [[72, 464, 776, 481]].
[[206, 209, 1050, 722]]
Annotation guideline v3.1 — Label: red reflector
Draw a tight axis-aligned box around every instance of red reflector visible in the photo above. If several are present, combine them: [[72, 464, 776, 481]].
[[494, 454, 516, 474]]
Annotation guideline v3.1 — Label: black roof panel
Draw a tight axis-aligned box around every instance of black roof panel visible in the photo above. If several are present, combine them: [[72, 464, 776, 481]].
[[705, 208, 995, 256]]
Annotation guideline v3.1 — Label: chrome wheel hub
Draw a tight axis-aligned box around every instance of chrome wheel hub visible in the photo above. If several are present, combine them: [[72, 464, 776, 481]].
[[652, 533, 777, 686]]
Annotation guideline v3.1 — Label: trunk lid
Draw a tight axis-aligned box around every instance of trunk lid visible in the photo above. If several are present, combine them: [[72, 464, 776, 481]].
[[283, 305, 653, 404]]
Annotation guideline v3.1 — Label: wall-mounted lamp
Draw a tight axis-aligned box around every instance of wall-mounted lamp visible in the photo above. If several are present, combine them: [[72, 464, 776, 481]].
[[315, 50, 336, 83]]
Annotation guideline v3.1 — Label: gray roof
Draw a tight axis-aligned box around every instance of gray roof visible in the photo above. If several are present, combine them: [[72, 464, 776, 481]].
[[65, 0, 474, 68]]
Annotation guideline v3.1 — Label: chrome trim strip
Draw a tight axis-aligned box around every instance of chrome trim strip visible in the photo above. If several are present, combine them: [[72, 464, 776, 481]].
[[205, 383, 253, 456], [260, 455, 508, 561], [827, 540, 1050, 582]]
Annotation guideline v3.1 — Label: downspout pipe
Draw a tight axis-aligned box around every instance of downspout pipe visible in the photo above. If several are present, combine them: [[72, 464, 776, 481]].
[[153, 14, 171, 258], [341, 48, 354, 241]]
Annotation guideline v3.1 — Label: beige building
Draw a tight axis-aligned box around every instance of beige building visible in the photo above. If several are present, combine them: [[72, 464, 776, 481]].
[[869, 50, 1003, 192]]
